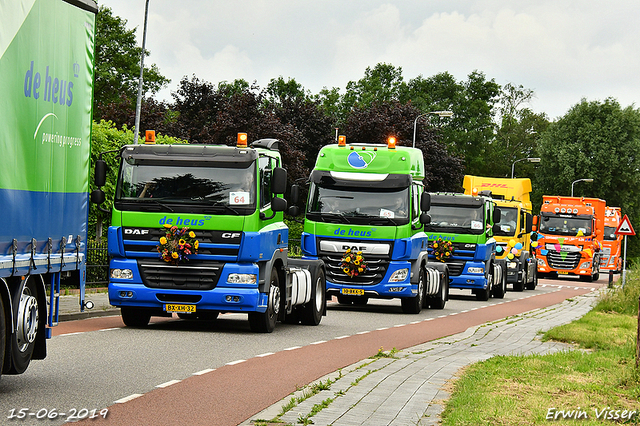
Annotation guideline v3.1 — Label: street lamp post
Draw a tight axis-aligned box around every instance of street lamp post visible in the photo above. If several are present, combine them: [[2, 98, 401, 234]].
[[412, 110, 453, 148], [571, 178, 593, 197], [510, 157, 541, 179], [133, 0, 150, 144]]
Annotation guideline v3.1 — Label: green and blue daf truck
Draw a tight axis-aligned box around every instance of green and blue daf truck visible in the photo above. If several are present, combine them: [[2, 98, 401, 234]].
[[424, 192, 507, 301], [92, 134, 326, 332], [300, 136, 448, 313], [0, 0, 97, 377]]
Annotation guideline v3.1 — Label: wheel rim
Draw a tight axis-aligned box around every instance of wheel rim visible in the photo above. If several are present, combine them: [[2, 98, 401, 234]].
[[269, 285, 280, 319], [16, 287, 38, 352], [314, 277, 323, 311]]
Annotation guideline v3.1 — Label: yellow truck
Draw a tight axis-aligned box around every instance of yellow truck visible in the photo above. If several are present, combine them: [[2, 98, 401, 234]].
[[463, 176, 537, 291]]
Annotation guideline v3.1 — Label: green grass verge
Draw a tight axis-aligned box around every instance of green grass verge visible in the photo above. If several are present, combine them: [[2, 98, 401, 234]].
[[440, 269, 640, 426]]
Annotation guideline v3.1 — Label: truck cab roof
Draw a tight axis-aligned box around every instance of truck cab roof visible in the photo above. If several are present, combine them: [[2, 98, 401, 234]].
[[314, 143, 425, 180]]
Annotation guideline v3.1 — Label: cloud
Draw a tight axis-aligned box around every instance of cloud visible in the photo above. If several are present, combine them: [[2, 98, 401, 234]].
[[104, 0, 640, 119]]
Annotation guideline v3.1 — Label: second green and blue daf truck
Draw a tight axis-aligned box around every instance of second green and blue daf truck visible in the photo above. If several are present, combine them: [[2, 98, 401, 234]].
[[424, 192, 507, 301], [92, 133, 326, 333], [300, 136, 449, 313]]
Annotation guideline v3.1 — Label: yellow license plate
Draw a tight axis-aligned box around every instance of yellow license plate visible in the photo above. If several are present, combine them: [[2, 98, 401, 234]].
[[558, 271, 569, 275], [165, 304, 196, 313], [341, 288, 365, 296]]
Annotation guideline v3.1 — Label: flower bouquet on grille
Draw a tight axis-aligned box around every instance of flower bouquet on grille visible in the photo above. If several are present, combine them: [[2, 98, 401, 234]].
[[157, 225, 199, 265], [432, 238, 454, 262], [340, 248, 368, 278]]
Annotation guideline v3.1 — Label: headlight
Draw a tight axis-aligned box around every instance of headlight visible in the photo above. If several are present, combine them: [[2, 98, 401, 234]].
[[579, 261, 591, 269], [389, 268, 409, 282], [537, 258, 547, 266], [227, 273, 257, 284], [468, 267, 484, 274], [111, 269, 133, 279], [507, 262, 518, 269]]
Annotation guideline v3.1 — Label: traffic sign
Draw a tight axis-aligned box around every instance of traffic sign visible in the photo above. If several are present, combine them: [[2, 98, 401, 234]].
[[615, 214, 635, 236]]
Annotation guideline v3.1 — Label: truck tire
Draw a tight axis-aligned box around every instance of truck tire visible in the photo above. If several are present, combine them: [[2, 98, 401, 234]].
[[492, 265, 506, 299], [401, 268, 424, 314], [121, 307, 151, 327], [513, 262, 525, 292], [7, 276, 41, 374], [249, 268, 280, 333], [429, 271, 448, 310], [476, 265, 492, 301], [525, 268, 537, 290], [302, 270, 325, 326]]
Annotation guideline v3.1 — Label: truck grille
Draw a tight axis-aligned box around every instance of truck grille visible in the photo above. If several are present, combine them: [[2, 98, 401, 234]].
[[320, 254, 388, 285], [442, 261, 466, 276], [122, 227, 241, 259], [316, 237, 392, 286], [546, 251, 581, 270], [138, 259, 222, 290]]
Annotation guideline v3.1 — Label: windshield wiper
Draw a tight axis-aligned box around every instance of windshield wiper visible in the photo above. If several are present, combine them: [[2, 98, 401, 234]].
[[125, 198, 175, 212], [320, 212, 351, 224]]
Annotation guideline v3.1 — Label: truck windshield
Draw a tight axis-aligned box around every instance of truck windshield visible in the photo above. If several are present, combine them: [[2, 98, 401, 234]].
[[115, 161, 256, 214], [539, 215, 592, 236], [604, 226, 617, 241], [306, 183, 409, 225], [424, 205, 485, 235], [494, 207, 518, 237]]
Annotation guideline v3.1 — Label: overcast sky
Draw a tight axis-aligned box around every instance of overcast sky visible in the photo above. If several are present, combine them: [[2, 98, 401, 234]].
[[102, 0, 640, 120]]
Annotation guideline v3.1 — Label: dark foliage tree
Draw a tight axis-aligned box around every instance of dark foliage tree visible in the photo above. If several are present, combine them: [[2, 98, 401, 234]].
[[343, 101, 464, 192]]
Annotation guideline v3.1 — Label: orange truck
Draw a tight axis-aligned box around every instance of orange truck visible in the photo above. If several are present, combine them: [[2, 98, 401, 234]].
[[601, 206, 623, 273], [534, 196, 605, 281], [463, 176, 537, 291]]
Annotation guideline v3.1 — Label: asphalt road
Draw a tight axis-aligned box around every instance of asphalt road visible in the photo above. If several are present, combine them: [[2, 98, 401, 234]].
[[0, 276, 606, 425]]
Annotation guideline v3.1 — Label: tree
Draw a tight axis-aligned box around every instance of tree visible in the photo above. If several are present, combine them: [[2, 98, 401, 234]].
[[535, 98, 640, 254], [266, 77, 335, 173], [484, 83, 549, 178], [94, 6, 169, 122], [343, 101, 463, 192]]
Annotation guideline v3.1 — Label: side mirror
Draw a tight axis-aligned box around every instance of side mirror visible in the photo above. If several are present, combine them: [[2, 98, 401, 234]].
[[420, 192, 431, 212], [493, 208, 501, 224], [532, 215, 539, 232], [95, 159, 107, 187], [272, 167, 287, 195], [289, 184, 300, 205], [90, 189, 105, 205], [419, 213, 431, 224], [525, 213, 533, 233], [492, 224, 500, 236], [271, 196, 287, 212], [288, 205, 300, 216]]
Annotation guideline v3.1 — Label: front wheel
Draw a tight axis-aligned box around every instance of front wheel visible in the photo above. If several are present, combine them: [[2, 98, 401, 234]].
[[249, 268, 280, 333], [7, 275, 42, 374], [121, 307, 151, 327], [302, 270, 325, 326], [401, 269, 424, 314]]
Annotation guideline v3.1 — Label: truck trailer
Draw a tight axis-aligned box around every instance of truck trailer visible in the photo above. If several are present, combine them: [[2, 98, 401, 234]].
[[0, 0, 97, 376], [92, 134, 326, 332]]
